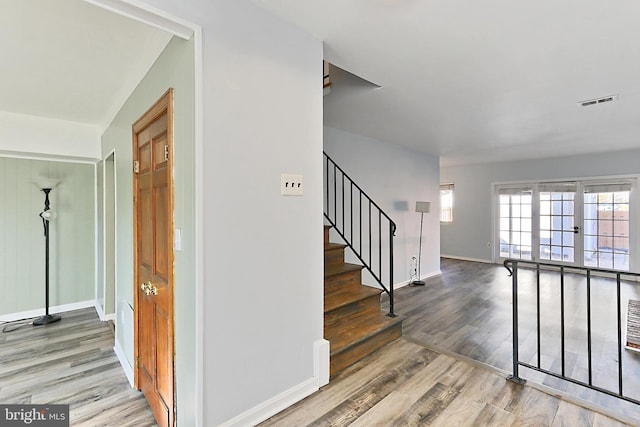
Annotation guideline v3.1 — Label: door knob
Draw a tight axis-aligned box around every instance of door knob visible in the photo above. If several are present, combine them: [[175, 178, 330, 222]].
[[140, 281, 152, 296], [150, 284, 158, 296]]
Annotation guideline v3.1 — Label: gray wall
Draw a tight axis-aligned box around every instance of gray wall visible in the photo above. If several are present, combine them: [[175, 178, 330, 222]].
[[441, 147, 640, 261], [140, 1, 325, 425], [0, 157, 95, 317], [325, 126, 441, 284], [101, 36, 196, 426]]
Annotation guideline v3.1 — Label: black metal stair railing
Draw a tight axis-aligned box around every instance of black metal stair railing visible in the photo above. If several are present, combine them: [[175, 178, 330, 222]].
[[323, 152, 396, 317], [504, 259, 640, 405]]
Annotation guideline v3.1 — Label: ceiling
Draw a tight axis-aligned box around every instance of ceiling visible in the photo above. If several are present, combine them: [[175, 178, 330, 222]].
[[0, 0, 172, 130], [254, 0, 640, 165]]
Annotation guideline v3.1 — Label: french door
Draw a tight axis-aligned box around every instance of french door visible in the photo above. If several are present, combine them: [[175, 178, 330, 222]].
[[496, 180, 634, 271]]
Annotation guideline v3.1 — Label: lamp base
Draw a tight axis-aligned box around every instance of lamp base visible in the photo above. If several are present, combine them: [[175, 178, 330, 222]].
[[411, 280, 426, 286], [33, 314, 61, 326]]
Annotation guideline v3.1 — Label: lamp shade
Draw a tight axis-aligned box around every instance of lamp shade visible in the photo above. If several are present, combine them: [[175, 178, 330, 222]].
[[415, 201, 431, 213], [33, 176, 60, 190], [40, 210, 57, 221]]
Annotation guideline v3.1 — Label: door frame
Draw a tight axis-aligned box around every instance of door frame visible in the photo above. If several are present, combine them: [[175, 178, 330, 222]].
[[88, 2, 204, 423], [104, 149, 117, 319], [132, 88, 175, 412]]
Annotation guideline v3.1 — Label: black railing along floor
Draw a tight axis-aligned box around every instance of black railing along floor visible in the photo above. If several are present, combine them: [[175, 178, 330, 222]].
[[504, 259, 640, 406]]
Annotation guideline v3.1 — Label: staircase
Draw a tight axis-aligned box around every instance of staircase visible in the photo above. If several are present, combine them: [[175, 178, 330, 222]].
[[324, 225, 404, 377]]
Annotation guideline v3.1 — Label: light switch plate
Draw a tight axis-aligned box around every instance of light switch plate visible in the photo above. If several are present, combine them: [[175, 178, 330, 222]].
[[281, 174, 304, 196], [174, 228, 182, 251]]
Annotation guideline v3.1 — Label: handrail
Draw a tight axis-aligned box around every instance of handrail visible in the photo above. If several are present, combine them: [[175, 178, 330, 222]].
[[504, 259, 640, 405], [324, 152, 397, 317]]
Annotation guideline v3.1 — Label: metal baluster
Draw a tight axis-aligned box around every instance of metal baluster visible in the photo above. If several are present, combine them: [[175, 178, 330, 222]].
[[341, 173, 345, 231], [388, 222, 395, 317], [368, 202, 372, 267], [536, 263, 541, 369], [560, 266, 566, 377], [378, 211, 382, 280], [617, 273, 623, 396], [350, 182, 353, 245], [507, 261, 525, 384], [587, 269, 593, 386]]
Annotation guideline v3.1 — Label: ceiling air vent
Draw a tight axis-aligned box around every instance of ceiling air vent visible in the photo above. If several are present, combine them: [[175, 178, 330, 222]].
[[578, 94, 618, 107]]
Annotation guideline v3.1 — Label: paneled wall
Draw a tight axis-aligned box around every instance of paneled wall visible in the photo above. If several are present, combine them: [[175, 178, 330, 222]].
[[0, 157, 95, 317]]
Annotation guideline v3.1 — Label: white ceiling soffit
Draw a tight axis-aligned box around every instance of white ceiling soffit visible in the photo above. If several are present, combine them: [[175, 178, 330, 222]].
[[83, 0, 194, 40], [255, 0, 640, 165], [0, 0, 173, 130]]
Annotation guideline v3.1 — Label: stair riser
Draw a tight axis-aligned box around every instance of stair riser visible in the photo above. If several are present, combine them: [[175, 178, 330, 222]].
[[324, 248, 344, 267], [330, 322, 403, 377], [325, 270, 362, 292], [324, 296, 382, 332]]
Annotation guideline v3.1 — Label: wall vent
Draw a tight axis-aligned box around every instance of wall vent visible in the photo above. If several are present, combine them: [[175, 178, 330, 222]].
[[578, 94, 618, 107]]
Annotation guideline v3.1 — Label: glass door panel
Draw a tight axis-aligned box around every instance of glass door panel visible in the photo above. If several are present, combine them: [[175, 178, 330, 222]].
[[583, 185, 631, 271], [539, 189, 576, 263], [498, 190, 532, 260]]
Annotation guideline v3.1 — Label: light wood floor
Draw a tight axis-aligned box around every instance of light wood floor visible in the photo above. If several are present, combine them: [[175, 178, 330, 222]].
[[263, 258, 640, 426], [261, 338, 632, 426], [0, 308, 156, 426], [3, 260, 640, 426], [396, 258, 640, 421]]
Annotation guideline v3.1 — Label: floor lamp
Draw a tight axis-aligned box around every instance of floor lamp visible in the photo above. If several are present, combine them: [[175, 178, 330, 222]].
[[411, 201, 431, 286], [33, 177, 61, 326]]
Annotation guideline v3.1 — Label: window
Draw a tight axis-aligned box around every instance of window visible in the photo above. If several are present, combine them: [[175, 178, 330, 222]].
[[440, 183, 454, 223]]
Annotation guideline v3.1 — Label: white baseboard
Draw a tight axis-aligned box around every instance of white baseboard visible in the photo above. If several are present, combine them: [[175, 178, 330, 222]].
[[441, 254, 493, 264], [0, 299, 95, 322], [395, 269, 442, 289], [114, 340, 135, 388], [314, 338, 330, 387], [218, 377, 318, 427], [95, 301, 106, 321]]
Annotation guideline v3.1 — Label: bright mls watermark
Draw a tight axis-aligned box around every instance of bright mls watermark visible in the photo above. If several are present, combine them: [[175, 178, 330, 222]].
[[0, 405, 69, 426]]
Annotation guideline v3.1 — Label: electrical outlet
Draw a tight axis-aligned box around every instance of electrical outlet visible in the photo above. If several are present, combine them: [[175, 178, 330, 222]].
[[281, 173, 304, 196]]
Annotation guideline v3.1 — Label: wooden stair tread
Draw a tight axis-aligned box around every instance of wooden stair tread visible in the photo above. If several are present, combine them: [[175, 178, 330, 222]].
[[327, 311, 404, 355], [323, 224, 404, 377], [325, 285, 382, 313], [325, 242, 346, 251], [325, 262, 363, 278]]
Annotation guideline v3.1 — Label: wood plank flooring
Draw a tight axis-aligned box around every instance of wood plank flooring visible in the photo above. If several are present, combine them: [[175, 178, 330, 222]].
[[260, 338, 632, 426], [0, 308, 156, 426], [263, 258, 640, 426], [392, 258, 640, 421], [3, 259, 640, 426]]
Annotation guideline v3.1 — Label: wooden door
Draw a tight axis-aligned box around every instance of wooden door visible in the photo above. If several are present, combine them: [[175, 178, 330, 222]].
[[133, 89, 175, 427]]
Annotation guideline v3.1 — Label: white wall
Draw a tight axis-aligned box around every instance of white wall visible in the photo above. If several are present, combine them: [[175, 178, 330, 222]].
[[0, 111, 100, 160], [324, 126, 441, 285], [118, 1, 324, 425], [441, 147, 640, 261]]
